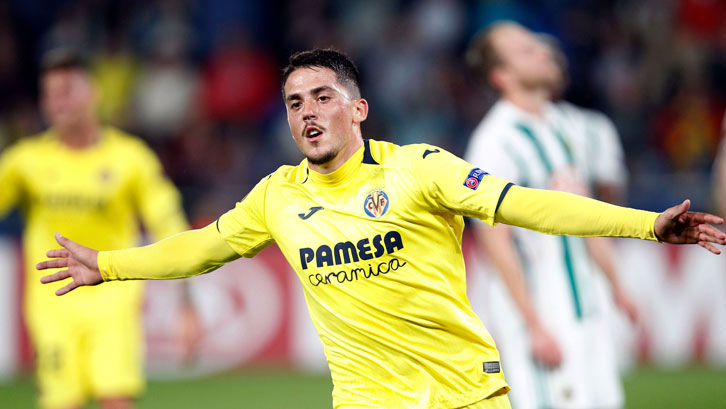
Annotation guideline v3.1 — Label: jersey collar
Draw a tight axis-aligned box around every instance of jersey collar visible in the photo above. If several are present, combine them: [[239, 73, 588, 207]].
[[307, 142, 367, 187]]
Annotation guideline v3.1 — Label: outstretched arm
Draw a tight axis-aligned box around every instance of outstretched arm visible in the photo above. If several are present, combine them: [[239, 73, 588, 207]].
[[37, 223, 239, 295], [496, 186, 726, 254]]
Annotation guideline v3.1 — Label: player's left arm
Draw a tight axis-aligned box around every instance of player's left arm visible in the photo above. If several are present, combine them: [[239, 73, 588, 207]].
[[496, 186, 726, 254], [409, 145, 724, 253]]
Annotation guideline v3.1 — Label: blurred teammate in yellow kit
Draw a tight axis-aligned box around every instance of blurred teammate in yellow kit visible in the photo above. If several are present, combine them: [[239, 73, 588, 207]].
[[0, 50, 188, 409]]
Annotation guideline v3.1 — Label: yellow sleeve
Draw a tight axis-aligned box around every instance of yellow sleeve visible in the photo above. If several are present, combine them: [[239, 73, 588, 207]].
[[98, 223, 239, 281], [216, 174, 275, 257], [412, 144, 511, 225], [131, 140, 189, 240], [0, 143, 22, 218], [496, 185, 660, 241]]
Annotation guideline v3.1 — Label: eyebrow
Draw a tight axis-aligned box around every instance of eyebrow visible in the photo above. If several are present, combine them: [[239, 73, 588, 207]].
[[285, 85, 338, 103]]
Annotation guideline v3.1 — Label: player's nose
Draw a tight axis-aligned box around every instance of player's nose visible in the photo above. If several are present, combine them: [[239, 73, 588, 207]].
[[302, 105, 317, 121], [302, 95, 320, 117]]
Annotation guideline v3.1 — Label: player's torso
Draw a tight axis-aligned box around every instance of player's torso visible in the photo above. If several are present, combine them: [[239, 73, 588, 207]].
[[262, 142, 505, 407], [269, 155, 474, 330]]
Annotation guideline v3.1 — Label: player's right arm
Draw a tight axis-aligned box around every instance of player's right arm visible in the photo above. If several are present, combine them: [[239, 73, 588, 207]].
[[37, 224, 239, 295], [38, 173, 275, 295]]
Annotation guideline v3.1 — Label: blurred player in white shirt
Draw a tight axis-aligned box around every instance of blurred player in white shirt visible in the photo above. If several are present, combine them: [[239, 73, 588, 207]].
[[464, 22, 636, 409]]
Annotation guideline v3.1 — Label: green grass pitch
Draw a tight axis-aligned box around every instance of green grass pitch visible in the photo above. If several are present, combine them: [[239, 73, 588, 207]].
[[1, 366, 725, 408]]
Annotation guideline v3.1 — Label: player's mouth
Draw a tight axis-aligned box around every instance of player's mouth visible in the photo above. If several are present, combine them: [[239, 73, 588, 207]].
[[304, 126, 324, 142]]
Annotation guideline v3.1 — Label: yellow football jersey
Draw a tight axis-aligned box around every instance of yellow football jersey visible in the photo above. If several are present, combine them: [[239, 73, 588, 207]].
[[218, 139, 512, 408], [0, 127, 187, 323]]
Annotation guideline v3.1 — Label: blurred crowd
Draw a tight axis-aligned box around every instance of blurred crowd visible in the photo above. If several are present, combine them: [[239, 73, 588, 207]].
[[0, 0, 724, 229]]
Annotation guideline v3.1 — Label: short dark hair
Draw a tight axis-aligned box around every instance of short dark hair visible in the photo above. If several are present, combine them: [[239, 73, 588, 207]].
[[465, 23, 506, 87], [41, 47, 89, 74], [281, 48, 361, 98]]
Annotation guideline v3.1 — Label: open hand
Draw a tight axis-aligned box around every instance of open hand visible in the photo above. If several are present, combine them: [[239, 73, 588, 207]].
[[36, 233, 102, 295], [654, 200, 726, 254]]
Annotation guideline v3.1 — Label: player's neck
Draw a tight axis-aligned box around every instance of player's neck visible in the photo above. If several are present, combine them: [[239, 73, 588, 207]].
[[504, 88, 549, 117], [309, 131, 364, 175], [56, 120, 101, 149]]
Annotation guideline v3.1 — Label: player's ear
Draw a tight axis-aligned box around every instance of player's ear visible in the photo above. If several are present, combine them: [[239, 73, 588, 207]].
[[352, 98, 368, 124]]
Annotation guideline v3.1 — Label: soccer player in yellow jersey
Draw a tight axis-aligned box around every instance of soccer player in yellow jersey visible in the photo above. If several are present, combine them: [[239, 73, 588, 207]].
[[37, 49, 725, 409], [0, 50, 188, 409]]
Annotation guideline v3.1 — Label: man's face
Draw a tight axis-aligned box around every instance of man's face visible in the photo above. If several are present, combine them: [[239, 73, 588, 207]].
[[284, 67, 362, 167], [491, 24, 560, 92], [41, 68, 95, 130]]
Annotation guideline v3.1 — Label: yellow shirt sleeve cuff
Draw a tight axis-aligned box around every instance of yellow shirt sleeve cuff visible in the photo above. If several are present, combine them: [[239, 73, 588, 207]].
[[644, 211, 662, 242], [97, 251, 115, 281]]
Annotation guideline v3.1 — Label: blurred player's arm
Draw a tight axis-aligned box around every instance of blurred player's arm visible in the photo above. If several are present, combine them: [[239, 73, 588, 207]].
[[475, 222, 563, 367], [584, 237, 638, 323], [495, 186, 725, 253], [38, 223, 239, 295]]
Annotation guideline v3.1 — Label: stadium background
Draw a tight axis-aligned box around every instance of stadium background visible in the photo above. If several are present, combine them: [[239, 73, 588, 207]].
[[0, 0, 724, 408]]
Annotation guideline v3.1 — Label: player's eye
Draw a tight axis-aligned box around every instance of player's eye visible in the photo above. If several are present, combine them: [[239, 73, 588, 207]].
[[318, 95, 330, 102], [290, 101, 301, 109]]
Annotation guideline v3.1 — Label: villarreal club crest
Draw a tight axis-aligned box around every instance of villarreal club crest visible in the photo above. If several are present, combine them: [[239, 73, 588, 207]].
[[364, 190, 389, 218]]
